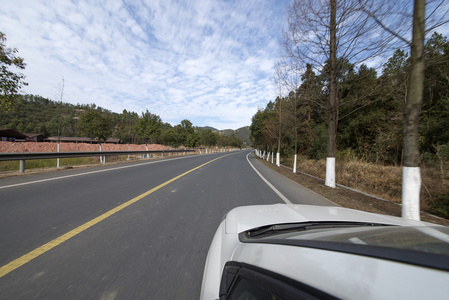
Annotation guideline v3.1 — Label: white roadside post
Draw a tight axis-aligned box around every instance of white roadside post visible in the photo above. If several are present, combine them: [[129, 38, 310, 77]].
[[325, 157, 336, 188], [19, 160, 25, 173], [293, 154, 297, 173], [57, 143, 60, 168]]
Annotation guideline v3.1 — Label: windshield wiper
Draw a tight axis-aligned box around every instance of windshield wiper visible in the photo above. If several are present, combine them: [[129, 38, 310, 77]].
[[247, 222, 390, 237]]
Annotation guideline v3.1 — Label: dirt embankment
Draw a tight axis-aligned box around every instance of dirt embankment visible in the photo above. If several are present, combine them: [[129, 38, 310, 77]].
[[258, 158, 449, 226], [0, 141, 170, 153]]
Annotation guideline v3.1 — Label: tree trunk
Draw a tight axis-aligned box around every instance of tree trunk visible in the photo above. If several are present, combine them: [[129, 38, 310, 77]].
[[294, 94, 298, 173], [402, 0, 425, 220], [325, 0, 338, 188], [277, 97, 282, 167]]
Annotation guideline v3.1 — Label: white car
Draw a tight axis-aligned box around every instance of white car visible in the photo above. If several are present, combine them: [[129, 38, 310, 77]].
[[200, 204, 449, 300]]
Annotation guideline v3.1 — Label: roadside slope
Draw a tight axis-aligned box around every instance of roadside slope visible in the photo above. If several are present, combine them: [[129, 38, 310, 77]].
[[256, 156, 449, 226]]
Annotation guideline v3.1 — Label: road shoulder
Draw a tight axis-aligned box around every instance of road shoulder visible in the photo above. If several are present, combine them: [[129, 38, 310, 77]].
[[248, 153, 336, 206]]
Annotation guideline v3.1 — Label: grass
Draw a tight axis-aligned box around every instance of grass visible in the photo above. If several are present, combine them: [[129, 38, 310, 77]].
[[282, 155, 449, 218], [0, 157, 98, 172]]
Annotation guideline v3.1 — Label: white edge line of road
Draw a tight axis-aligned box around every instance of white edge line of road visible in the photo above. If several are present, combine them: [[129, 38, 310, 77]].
[[246, 151, 292, 204], [0, 154, 204, 190]]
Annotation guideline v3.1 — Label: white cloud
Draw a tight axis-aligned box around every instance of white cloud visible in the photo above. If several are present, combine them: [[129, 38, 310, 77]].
[[0, 0, 288, 130]]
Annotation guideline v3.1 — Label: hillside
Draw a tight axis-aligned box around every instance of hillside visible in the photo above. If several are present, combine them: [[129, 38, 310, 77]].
[[198, 126, 251, 146], [1, 95, 251, 147], [198, 126, 219, 132], [219, 127, 251, 146]]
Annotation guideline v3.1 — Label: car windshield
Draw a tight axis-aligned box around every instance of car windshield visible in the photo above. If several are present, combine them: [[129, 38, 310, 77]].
[[245, 224, 449, 255]]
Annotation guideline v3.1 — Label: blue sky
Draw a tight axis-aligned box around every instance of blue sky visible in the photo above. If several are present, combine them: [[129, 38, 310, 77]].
[[1, 0, 289, 130]]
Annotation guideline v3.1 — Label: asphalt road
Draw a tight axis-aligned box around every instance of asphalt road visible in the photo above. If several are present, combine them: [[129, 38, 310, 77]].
[[0, 150, 334, 299]]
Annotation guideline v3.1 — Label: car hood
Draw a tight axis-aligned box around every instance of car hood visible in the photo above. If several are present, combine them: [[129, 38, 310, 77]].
[[224, 204, 431, 234]]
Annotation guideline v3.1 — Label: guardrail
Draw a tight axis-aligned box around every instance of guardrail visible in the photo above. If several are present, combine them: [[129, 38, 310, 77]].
[[0, 149, 196, 173]]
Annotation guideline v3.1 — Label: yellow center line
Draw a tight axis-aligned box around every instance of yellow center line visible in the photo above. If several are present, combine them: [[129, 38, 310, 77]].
[[0, 153, 233, 278]]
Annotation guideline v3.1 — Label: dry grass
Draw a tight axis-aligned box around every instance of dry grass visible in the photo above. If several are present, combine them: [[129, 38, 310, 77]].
[[283, 155, 449, 216]]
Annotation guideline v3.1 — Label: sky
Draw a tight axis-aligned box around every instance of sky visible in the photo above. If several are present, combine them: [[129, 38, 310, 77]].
[[1, 0, 290, 130]]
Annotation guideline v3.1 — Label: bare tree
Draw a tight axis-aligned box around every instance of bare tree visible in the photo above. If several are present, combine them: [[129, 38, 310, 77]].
[[283, 0, 396, 188], [275, 57, 300, 172], [402, 0, 425, 220], [359, 0, 448, 220], [273, 62, 286, 167], [327, 0, 338, 187]]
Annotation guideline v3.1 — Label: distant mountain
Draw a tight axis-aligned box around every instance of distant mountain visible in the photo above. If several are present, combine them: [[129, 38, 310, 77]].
[[197, 126, 251, 146], [3, 94, 252, 146], [198, 126, 219, 132], [220, 126, 251, 146]]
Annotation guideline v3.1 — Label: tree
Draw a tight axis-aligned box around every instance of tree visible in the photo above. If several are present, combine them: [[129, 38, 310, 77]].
[[273, 62, 286, 166], [175, 119, 194, 146], [133, 110, 162, 145], [251, 29, 449, 174], [421, 33, 449, 153], [112, 109, 139, 144], [162, 128, 178, 148], [199, 129, 219, 147], [250, 101, 279, 153], [296, 64, 321, 158], [275, 57, 306, 172], [326, 0, 338, 187], [0, 32, 28, 110], [186, 131, 200, 147], [283, 0, 395, 187], [360, 0, 449, 219], [228, 135, 244, 148], [77, 110, 113, 143], [402, 0, 425, 220]]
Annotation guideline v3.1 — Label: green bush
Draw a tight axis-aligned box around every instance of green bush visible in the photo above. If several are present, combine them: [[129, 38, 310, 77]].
[[311, 124, 328, 160], [433, 193, 449, 218]]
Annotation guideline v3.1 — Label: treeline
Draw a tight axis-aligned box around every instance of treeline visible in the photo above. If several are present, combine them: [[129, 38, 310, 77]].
[[250, 32, 449, 166], [0, 95, 244, 148]]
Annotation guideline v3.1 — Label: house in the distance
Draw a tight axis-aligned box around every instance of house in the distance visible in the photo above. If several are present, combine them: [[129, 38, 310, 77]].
[[24, 133, 46, 142], [45, 137, 121, 144], [0, 128, 120, 144], [0, 128, 29, 142]]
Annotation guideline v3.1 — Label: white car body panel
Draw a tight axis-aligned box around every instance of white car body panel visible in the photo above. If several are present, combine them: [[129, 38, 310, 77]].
[[200, 204, 445, 300], [232, 243, 449, 300]]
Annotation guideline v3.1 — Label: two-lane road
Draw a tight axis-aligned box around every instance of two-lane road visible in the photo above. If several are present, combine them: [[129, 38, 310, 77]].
[[0, 150, 334, 299]]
